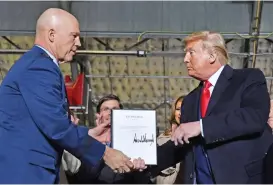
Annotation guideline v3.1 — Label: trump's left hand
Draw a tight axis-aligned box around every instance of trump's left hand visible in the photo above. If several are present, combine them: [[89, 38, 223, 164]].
[[171, 121, 201, 145]]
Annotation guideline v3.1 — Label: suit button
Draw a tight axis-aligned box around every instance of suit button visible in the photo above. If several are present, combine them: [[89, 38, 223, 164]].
[[190, 173, 193, 179]]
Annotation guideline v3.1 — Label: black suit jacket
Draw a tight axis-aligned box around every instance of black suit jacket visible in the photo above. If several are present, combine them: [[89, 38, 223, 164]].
[[148, 65, 273, 184]]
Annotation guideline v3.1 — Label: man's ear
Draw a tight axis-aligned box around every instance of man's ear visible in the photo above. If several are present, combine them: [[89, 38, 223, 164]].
[[208, 50, 217, 64], [48, 29, 55, 42]]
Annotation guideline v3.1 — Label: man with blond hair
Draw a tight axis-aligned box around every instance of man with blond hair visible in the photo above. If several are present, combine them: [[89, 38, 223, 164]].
[[0, 8, 145, 183], [146, 31, 273, 184]]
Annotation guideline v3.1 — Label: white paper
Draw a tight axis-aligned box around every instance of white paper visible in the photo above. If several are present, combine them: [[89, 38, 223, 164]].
[[111, 109, 157, 165]]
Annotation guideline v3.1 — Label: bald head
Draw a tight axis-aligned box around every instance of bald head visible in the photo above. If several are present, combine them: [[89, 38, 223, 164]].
[[36, 8, 77, 36], [35, 8, 81, 62]]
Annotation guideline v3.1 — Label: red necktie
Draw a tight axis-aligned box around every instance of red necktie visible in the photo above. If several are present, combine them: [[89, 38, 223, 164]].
[[201, 81, 212, 118]]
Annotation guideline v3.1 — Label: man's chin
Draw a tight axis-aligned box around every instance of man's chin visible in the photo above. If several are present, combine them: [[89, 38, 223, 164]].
[[64, 55, 74, 62], [59, 61, 66, 64], [188, 72, 194, 78], [187, 71, 198, 79]]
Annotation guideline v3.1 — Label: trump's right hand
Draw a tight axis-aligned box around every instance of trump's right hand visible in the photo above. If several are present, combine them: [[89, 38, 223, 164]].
[[103, 146, 133, 173]]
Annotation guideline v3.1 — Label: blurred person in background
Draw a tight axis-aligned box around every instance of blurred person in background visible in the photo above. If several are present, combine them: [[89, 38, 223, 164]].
[[267, 100, 273, 130], [155, 95, 185, 184], [59, 112, 80, 184]]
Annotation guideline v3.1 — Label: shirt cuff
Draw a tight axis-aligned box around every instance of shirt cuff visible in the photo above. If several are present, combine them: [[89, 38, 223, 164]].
[[200, 119, 204, 137]]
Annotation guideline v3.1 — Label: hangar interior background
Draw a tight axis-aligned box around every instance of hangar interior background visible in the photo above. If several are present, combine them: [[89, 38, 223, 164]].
[[0, 1, 272, 132]]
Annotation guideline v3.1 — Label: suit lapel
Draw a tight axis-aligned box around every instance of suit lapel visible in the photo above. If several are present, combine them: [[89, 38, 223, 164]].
[[183, 83, 203, 122], [194, 84, 202, 120], [206, 65, 233, 116]]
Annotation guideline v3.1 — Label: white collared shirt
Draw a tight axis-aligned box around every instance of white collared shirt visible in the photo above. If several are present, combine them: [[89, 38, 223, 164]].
[[207, 65, 225, 96], [35, 45, 59, 67], [200, 65, 225, 136]]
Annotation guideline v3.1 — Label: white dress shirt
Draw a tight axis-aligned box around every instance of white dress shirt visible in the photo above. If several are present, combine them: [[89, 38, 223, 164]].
[[200, 65, 225, 136]]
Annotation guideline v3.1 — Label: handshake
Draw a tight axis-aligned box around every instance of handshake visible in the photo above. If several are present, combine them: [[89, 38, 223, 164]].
[[103, 146, 147, 173]]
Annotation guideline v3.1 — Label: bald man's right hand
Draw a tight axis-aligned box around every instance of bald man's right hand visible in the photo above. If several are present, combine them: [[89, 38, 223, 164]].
[[103, 146, 134, 173]]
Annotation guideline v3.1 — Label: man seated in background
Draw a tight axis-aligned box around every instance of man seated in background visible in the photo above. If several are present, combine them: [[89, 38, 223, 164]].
[[62, 94, 148, 184]]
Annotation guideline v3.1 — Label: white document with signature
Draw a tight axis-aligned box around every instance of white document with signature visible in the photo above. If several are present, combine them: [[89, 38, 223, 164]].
[[111, 109, 157, 165]]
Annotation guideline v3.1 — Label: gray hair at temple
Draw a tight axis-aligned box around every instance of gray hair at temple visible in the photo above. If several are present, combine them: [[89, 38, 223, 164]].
[[184, 31, 229, 64]]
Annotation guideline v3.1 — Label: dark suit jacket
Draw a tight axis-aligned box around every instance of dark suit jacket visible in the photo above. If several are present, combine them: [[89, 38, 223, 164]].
[[148, 65, 273, 184], [264, 142, 273, 184], [0, 46, 105, 183]]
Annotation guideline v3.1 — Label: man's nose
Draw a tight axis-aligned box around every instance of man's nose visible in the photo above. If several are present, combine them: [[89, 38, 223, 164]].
[[184, 53, 190, 63], [75, 37, 81, 47]]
